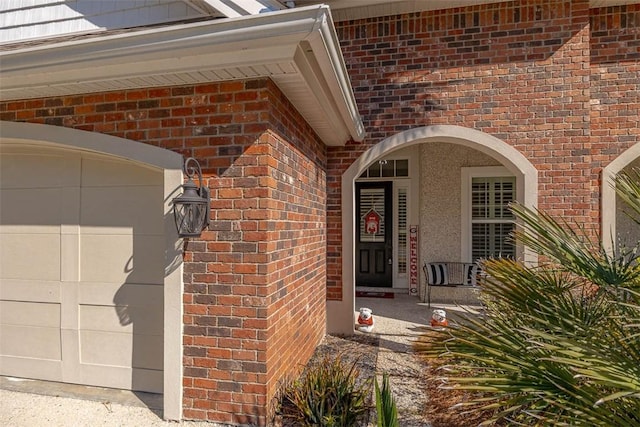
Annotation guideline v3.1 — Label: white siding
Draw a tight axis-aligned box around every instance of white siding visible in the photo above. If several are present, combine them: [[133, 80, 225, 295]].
[[0, 0, 210, 43]]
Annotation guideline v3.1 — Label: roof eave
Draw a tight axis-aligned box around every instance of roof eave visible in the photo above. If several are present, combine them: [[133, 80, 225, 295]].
[[0, 5, 364, 146]]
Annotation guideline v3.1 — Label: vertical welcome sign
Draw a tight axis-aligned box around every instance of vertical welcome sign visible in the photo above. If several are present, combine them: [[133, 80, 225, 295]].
[[409, 225, 418, 295]]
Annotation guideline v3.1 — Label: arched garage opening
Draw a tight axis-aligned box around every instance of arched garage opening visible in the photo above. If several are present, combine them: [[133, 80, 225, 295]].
[[0, 122, 183, 420], [328, 125, 538, 334]]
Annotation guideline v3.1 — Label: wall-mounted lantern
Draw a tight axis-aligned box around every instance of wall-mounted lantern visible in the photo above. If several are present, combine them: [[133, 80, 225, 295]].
[[172, 157, 210, 238]]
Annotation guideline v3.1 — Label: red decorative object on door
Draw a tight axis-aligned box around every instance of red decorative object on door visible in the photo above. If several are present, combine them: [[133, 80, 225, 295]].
[[364, 209, 381, 234]]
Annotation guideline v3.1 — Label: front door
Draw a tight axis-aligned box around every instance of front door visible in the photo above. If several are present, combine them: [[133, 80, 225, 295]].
[[356, 182, 392, 287]]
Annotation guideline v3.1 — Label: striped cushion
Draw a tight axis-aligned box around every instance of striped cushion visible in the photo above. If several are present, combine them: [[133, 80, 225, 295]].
[[427, 263, 448, 285], [464, 263, 479, 286]]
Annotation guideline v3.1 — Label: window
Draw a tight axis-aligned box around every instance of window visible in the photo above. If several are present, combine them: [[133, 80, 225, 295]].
[[359, 159, 409, 178], [462, 168, 516, 262]]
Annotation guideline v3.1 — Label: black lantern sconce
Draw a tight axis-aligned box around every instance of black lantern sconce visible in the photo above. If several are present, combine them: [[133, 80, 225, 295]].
[[172, 157, 210, 238]]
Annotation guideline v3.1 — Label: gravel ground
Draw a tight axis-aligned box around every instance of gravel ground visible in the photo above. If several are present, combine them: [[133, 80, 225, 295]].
[[360, 295, 433, 427], [0, 390, 221, 427], [1, 295, 462, 427]]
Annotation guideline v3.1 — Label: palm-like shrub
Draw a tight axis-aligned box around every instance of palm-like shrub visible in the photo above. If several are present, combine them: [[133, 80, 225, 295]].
[[278, 354, 369, 427], [375, 372, 399, 427], [416, 169, 640, 426]]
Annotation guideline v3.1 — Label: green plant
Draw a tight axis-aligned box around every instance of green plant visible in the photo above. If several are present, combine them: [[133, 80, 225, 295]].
[[375, 372, 398, 427], [415, 169, 640, 426], [278, 354, 369, 427]]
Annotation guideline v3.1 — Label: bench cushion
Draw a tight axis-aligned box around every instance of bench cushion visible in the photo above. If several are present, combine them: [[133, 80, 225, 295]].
[[464, 263, 479, 286], [427, 263, 448, 285]]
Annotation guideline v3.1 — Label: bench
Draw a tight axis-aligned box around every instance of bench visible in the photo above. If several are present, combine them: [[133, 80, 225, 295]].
[[423, 262, 480, 307]]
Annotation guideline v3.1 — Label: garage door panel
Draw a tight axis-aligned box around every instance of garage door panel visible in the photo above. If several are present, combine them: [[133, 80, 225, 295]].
[[82, 157, 161, 187], [1, 300, 60, 327], [1, 356, 63, 382], [0, 280, 61, 302], [78, 365, 163, 394], [0, 234, 61, 281], [0, 324, 61, 360], [80, 305, 133, 334], [80, 330, 133, 367], [78, 282, 161, 305], [80, 331, 162, 370], [0, 188, 67, 231], [131, 334, 163, 370], [130, 368, 163, 393], [80, 186, 164, 235], [80, 235, 165, 284], [81, 298, 163, 335], [119, 304, 163, 336], [0, 151, 80, 189], [0, 301, 62, 361]]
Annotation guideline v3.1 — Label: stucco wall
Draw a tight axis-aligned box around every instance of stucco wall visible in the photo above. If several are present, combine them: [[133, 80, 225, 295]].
[[419, 142, 500, 299]]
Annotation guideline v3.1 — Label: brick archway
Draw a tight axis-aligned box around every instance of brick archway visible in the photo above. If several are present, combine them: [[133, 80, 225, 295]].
[[327, 125, 538, 334]]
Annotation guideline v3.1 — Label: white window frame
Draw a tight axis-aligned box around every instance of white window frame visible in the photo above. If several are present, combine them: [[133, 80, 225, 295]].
[[461, 166, 517, 262], [394, 183, 410, 280]]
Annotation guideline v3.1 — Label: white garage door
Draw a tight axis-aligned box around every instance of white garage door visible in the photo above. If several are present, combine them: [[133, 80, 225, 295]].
[[0, 144, 165, 393]]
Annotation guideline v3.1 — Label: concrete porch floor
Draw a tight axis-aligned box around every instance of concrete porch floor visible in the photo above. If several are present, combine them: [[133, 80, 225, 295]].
[[355, 292, 482, 330]]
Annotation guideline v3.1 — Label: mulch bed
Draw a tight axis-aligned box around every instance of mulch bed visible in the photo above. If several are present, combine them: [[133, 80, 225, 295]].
[[417, 330, 501, 427]]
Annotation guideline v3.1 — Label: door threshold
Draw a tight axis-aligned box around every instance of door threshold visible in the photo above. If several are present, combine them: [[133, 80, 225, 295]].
[[356, 287, 408, 294]]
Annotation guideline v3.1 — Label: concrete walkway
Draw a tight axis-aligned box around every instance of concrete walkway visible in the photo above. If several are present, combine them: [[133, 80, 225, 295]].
[[356, 293, 481, 427]]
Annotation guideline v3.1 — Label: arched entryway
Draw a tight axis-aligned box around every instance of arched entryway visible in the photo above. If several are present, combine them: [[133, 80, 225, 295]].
[[602, 142, 640, 254], [327, 125, 538, 334], [0, 122, 184, 420]]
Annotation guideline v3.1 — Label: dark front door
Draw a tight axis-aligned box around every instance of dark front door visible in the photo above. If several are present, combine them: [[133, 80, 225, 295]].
[[356, 182, 392, 287]]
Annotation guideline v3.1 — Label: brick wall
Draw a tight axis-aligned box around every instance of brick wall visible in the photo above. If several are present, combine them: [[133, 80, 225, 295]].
[[262, 86, 328, 414], [590, 3, 640, 211], [0, 78, 327, 426], [326, 0, 629, 300]]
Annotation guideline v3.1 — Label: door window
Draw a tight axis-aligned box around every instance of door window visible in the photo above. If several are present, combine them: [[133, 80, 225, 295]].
[[359, 188, 386, 243]]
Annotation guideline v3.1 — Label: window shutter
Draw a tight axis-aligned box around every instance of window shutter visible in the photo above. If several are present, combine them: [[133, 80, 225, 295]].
[[470, 177, 515, 261]]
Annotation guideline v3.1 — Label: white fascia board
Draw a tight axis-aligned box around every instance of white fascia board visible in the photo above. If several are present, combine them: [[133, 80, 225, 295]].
[[0, 5, 363, 146], [301, 9, 365, 141], [1, 9, 319, 72]]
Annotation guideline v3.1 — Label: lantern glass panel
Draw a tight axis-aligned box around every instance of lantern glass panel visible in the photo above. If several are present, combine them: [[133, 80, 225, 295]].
[[174, 201, 207, 237]]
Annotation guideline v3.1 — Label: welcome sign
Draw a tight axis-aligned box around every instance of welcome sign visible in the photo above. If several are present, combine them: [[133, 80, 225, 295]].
[[409, 225, 418, 295]]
